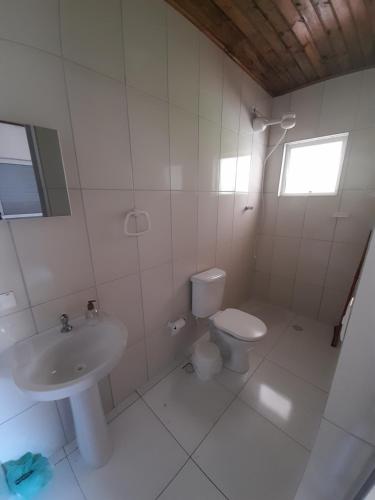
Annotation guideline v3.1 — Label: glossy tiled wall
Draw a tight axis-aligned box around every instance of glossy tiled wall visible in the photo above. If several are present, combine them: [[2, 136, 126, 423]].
[[0, 0, 270, 459], [252, 71, 375, 324]]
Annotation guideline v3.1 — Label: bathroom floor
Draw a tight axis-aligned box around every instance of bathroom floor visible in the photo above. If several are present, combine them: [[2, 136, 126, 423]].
[[35, 300, 340, 500]]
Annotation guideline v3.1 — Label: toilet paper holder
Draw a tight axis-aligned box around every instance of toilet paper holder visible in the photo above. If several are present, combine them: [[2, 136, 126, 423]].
[[168, 317, 186, 335]]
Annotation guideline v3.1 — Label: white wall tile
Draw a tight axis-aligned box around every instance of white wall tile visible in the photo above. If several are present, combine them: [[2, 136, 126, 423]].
[[127, 86, 170, 190], [222, 56, 242, 131], [171, 191, 198, 262], [172, 259, 196, 317], [61, 0, 124, 80], [110, 340, 147, 405], [240, 72, 258, 134], [259, 193, 278, 235], [249, 271, 270, 301], [65, 62, 132, 189], [276, 197, 307, 237], [325, 242, 363, 295], [296, 239, 331, 287], [83, 189, 138, 284], [216, 193, 234, 271], [318, 286, 347, 325], [198, 117, 220, 191], [334, 190, 375, 245], [167, 7, 199, 113], [197, 192, 218, 271], [199, 36, 223, 124], [236, 133, 253, 192], [318, 72, 362, 134], [0, 308, 35, 355], [170, 106, 198, 191], [11, 191, 94, 305], [0, 0, 60, 54], [255, 236, 274, 274], [135, 191, 172, 270], [123, 0, 167, 100], [0, 402, 66, 462], [141, 262, 173, 336], [219, 128, 238, 192], [264, 145, 283, 193], [288, 83, 323, 141], [32, 287, 96, 333], [271, 236, 300, 279], [0, 223, 29, 316], [356, 68, 375, 129], [303, 196, 340, 241], [0, 40, 79, 187], [269, 274, 294, 309], [295, 419, 374, 500], [292, 282, 323, 318], [343, 128, 375, 190], [97, 273, 144, 346]]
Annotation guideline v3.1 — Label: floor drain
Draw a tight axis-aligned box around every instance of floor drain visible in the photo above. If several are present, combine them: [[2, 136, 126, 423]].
[[292, 324, 303, 331]]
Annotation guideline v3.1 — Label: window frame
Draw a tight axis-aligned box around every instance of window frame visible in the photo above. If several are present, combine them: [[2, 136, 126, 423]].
[[278, 132, 349, 197]]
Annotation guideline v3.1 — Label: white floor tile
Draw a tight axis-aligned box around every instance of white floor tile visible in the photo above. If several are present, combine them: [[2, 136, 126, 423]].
[[215, 351, 263, 394], [239, 360, 327, 449], [143, 366, 234, 453], [193, 399, 309, 500], [35, 459, 85, 500], [241, 299, 295, 328], [267, 317, 339, 391], [158, 460, 225, 500], [69, 399, 187, 500]]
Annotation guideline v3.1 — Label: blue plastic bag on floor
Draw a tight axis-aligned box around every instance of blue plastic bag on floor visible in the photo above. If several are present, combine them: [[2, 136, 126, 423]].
[[2, 452, 53, 498]]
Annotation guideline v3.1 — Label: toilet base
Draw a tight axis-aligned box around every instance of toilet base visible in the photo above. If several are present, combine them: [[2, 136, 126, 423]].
[[210, 328, 253, 374]]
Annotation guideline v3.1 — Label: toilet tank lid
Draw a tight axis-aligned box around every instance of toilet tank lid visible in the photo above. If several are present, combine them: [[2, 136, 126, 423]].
[[191, 268, 226, 283]]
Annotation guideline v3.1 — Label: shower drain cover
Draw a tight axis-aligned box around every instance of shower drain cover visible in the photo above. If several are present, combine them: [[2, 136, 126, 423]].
[[292, 324, 303, 331]]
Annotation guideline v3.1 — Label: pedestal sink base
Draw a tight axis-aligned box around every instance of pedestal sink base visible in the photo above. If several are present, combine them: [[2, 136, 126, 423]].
[[70, 384, 112, 468]]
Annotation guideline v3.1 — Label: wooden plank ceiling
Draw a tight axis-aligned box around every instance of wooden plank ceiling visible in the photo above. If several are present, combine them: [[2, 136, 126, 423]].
[[166, 0, 375, 96]]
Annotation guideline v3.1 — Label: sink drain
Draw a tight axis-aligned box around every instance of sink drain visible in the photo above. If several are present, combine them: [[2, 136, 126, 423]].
[[75, 364, 86, 373]]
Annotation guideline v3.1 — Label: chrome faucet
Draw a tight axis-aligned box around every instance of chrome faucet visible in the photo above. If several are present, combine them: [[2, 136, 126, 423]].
[[60, 313, 73, 333]]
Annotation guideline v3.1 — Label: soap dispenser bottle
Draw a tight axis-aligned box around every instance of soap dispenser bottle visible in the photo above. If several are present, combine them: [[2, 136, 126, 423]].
[[86, 300, 99, 325]]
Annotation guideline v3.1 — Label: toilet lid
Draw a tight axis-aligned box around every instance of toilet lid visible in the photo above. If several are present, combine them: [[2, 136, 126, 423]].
[[212, 309, 267, 341]]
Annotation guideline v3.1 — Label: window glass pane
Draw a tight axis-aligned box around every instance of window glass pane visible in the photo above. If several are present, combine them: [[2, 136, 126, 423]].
[[281, 134, 347, 195]]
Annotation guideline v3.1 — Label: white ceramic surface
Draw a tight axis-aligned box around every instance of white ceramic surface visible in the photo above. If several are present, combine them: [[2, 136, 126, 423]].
[[13, 314, 128, 401]]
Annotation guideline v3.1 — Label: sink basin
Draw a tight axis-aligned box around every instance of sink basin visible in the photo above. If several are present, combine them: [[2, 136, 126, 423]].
[[12, 313, 128, 468], [13, 314, 127, 401]]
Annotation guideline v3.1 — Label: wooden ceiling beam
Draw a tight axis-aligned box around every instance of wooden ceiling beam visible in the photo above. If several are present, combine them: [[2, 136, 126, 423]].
[[165, 0, 375, 97], [329, 0, 367, 67], [308, 0, 351, 72], [233, 0, 310, 84], [346, 0, 374, 65], [256, 0, 328, 79], [211, 0, 297, 87], [166, 0, 289, 94]]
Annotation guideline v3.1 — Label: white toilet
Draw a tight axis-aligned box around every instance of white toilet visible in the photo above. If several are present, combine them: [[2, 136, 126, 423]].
[[191, 268, 267, 373]]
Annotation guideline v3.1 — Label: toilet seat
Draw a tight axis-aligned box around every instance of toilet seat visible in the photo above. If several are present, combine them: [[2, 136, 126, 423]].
[[212, 308, 267, 342]]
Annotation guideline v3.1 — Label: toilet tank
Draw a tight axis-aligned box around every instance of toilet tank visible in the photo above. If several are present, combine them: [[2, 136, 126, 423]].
[[191, 268, 226, 318]]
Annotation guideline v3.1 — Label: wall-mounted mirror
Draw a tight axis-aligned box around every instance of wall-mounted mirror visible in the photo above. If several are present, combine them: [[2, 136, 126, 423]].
[[0, 120, 71, 220]]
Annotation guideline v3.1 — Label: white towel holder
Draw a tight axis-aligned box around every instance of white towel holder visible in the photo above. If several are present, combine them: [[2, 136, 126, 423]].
[[124, 209, 151, 236]]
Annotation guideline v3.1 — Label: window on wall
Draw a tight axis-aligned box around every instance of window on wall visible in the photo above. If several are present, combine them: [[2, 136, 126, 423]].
[[279, 133, 348, 196]]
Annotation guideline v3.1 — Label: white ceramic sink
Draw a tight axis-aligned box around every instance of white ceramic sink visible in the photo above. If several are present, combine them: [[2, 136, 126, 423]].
[[12, 313, 128, 467], [13, 314, 127, 401]]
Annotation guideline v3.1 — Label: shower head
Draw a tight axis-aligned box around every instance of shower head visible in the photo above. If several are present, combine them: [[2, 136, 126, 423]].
[[252, 112, 296, 133]]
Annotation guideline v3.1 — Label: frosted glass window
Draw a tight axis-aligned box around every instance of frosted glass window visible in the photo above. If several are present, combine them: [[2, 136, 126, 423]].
[[279, 133, 348, 196]]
